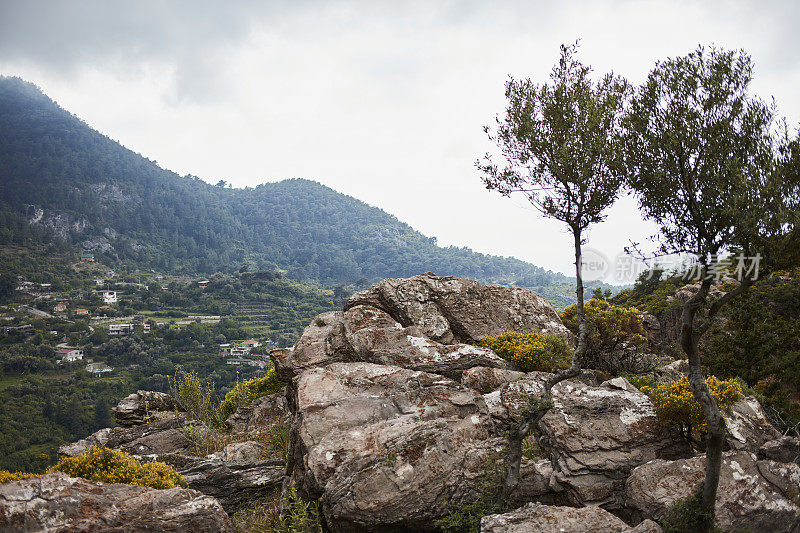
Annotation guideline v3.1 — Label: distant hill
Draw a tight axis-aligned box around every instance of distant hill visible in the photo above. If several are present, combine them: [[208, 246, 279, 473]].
[[0, 76, 613, 308]]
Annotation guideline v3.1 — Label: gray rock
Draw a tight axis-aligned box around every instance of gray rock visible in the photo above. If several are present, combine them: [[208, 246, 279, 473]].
[[225, 392, 289, 435], [625, 450, 800, 533], [113, 390, 183, 427], [462, 366, 525, 393], [289, 361, 504, 531], [726, 396, 782, 452], [274, 304, 517, 381], [759, 436, 800, 464], [538, 377, 690, 509], [345, 272, 572, 345], [0, 472, 233, 532], [480, 502, 631, 533]]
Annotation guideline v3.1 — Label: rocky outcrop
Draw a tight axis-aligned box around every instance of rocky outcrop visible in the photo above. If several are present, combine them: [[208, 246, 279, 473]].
[[759, 436, 800, 464], [225, 392, 289, 435], [59, 416, 192, 458], [626, 450, 800, 532], [288, 362, 503, 531], [0, 472, 233, 532], [113, 390, 184, 427], [345, 272, 573, 345], [479, 502, 639, 533], [59, 396, 286, 513], [273, 306, 517, 382], [538, 377, 691, 509], [726, 396, 782, 452], [462, 366, 525, 394]]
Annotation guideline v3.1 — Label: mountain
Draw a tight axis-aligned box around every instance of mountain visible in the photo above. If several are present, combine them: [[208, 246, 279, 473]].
[[0, 76, 610, 307]]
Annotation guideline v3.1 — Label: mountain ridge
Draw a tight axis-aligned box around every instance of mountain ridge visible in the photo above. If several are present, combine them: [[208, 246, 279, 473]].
[[0, 75, 612, 307]]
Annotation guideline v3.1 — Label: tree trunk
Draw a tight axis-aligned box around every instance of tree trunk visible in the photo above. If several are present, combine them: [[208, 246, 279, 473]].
[[500, 229, 585, 503], [679, 277, 724, 531], [572, 228, 588, 365]]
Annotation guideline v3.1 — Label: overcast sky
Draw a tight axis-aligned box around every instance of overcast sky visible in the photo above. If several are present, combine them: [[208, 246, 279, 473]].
[[1, 1, 798, 281]]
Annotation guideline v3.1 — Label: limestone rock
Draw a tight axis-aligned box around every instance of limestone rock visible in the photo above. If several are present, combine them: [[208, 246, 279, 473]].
[[225, 392, 289, 435], [625, 450, 800, 533], [113, 390, 183, 427], [480, 502, 632, 533], [289, 361, 503, 531], [726, 396, 782, 452], [462, 366, 525, 394], [538, 377, 690, 508], [345, 272, 572, 345], [58, 407, 284, 513], [0, 472, 233, 532], [759, 436, 800, 464], [274, 305, 516, 381]]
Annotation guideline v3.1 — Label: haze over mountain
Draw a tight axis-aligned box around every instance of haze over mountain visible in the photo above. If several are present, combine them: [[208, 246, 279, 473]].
[[0, 76, 611, 307]]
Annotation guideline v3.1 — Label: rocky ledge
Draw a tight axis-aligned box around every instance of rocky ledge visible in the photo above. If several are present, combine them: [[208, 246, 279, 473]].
[[3, 274, 798, 532]]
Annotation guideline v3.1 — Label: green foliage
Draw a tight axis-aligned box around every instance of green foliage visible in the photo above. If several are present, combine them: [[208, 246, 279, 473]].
[[561, 298, 647, 373], [477, 42, 628, 232], [171, 371, 217, 426], [218, 368, 286, 423], [434, 457, 506, 533], [47, 445, 185, 489], [479, 331, 572, 372], [610, 269, 686, 316], [640, 376, 742, 441], [661, 487, 718, 533], [235, 488, 324, 533]]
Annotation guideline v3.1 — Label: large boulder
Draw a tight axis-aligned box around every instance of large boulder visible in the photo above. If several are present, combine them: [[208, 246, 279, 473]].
[[538, 377, 690, 509], [288, 361, 506, 532], [113, 390, 184, 427], [759, 436, 800, 464], [59, 416, 192, 458], [726, 396, 782, 452], [480, 502, 637, 533], [626, 450, 800, 532], [345, 273, 572, 345], [0, 472, 233, 532], [273, 305, 516, 381]]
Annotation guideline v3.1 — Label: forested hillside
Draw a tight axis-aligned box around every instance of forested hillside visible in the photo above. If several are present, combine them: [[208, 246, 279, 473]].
[[0, 76, 612, 308]]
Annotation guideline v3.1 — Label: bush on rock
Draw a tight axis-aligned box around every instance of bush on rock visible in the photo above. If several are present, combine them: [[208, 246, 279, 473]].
[[479, 331, 572, 372]]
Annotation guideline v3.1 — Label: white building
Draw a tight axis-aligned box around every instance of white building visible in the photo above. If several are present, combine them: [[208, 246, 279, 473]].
[[98, 290, 117, 304], [86, 362, 113, 376], [56, 347, 84, 363], [108, 323, 134, 335]]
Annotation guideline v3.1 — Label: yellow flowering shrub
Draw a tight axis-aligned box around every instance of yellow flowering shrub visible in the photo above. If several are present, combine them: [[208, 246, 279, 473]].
[[479, 331, 572, 372], [561, 298, 648, 373], [218, 367, 286, 423], [47, 446, 185, 489], [0, 470, 42, 484], [640, 376, 742, 437]]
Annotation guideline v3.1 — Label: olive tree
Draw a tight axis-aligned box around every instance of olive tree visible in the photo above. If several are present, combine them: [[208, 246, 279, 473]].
[[477, 42, 628, 499], [623, 45, 799, 529]]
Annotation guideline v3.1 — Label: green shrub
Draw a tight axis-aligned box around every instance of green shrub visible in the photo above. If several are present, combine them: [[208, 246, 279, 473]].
[[218, 368, 286, 423], [234, 488, 324, 533], [434, 456, 506, 533], [171, 370, 217, 426], [478, 331, 572, 372], [48, 445, 185, 489], [561, 298, 647, 373], [661, 486, 718, 533]]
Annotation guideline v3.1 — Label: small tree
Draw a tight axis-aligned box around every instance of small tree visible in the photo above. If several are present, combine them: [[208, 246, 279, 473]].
[[623, 45, 799, 529], [477, 42, 628, 499]]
